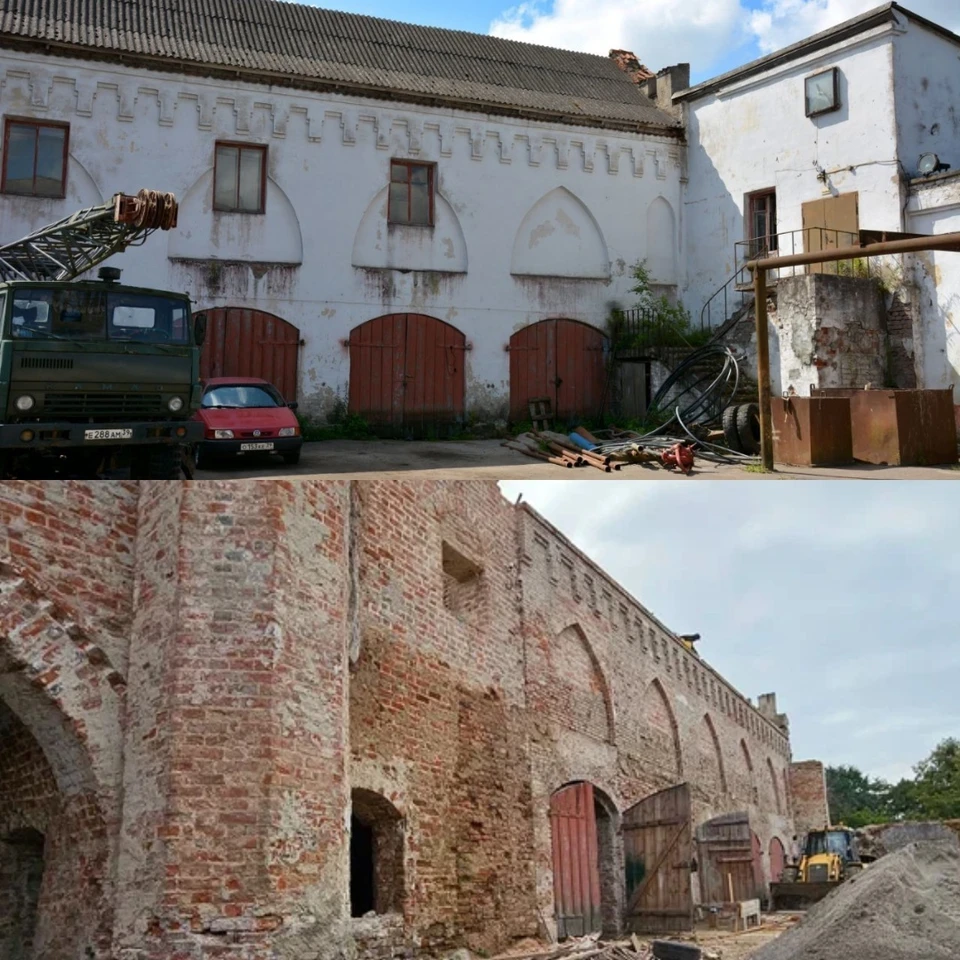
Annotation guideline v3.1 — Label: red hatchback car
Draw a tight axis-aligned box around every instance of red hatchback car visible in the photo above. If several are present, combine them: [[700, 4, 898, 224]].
[[192, 377, 303, 468]]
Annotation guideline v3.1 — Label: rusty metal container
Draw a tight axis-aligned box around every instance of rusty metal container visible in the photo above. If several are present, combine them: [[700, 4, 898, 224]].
[[848, 389, 958, 465], [772, 397, 853, 466]]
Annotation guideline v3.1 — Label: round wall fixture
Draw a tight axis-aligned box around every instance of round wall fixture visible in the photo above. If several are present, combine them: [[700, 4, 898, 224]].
[[919, 153, 942, 175]]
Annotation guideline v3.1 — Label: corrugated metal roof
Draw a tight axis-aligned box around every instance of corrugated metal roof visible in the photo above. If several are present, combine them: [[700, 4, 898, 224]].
[[0, 0, 681, 132]]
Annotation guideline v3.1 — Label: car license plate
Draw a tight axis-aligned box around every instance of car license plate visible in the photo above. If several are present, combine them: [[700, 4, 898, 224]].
[[240, 441, 274, 451], [84, 428, 133, 441]]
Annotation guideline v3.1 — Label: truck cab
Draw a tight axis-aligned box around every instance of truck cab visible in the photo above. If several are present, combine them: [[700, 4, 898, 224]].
[[0, 268, 206, 478]]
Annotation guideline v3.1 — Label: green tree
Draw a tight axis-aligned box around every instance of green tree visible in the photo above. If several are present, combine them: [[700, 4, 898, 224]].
[[826, 764, 891, 826], [911, 738, 960, 820]]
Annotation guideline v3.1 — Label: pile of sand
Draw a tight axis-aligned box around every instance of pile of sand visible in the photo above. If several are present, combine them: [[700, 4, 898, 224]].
[[753, 840, 960, 960]]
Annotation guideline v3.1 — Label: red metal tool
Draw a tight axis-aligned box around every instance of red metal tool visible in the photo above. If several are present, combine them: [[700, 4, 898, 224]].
[[661, 443, 695, 474]]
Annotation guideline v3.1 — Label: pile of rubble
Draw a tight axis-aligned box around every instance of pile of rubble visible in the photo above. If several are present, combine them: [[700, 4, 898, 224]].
[[751, 840, 960, 960], [492, 931, 708, 960]]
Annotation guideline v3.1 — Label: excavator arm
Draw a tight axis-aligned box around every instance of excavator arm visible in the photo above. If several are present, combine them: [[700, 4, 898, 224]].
[[0, 189, 178, 283]]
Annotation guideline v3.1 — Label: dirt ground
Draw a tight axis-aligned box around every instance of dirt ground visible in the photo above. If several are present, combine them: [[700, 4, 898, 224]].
[[194, 439, 960, 480], [692, 913, 802, 959]]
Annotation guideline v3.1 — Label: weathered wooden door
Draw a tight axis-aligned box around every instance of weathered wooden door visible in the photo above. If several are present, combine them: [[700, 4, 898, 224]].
[[623, 783, 693, 934], [802, 192, 859, 275], [199, 307, 301, 400], [696, 812, 763, 904], [508, 319, 607, 422], [550, 782, 602, 939], [348, 314, 466, 427]]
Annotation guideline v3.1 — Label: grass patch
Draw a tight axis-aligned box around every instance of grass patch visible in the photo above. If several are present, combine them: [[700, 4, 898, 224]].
[[741, 462, 769, 473]]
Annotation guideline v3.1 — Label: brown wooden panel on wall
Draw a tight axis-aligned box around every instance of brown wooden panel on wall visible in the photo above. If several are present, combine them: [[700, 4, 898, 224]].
[[550, 782, 602, 939], [623, 783, 693, 934], [802, 192, 860, 275], [348, 313, 466, 428], [697, 812, 764, 904], [508, 319, 607, 422], [199, 307, 301, 400]]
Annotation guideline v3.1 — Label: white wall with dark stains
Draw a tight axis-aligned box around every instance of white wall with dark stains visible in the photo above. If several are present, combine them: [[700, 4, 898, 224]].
[[681, 24, 903, 331], [0, 50, 683, 420], [907, 175, 960, 404]]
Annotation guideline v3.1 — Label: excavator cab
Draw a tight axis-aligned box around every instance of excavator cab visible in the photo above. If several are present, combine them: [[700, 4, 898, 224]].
[[799, 828, 860, 882], [771, 827, 863, 910]]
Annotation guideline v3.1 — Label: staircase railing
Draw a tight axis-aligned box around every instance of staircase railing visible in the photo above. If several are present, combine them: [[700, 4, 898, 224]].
[[700, 265, 753, 334]]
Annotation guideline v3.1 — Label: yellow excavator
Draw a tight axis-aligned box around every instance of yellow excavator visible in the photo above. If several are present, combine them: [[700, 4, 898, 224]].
[[770, 826, 865, 909]]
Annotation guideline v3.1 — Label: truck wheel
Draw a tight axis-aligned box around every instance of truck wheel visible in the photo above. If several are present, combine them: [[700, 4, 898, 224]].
[[736, 402, 761, 455], [652, 941, 702, 960], [131, 445, 182, 480], [282, 448, 301, 466], [722, 404, 744, 453]]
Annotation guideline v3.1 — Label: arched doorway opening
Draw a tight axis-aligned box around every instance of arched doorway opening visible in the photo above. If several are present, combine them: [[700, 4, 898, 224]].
[[348, 314, 467, 430], [350, 788, 405, 917], [769, 836, 786, 883], [508, 319, 608, 423], [549, 781, 620, 938], [198, 307, 302, 400]]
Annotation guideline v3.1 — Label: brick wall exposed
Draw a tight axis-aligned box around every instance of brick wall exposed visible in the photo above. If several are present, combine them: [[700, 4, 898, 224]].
[[0, 480, 814, 959], [788, 761, 831, 836]]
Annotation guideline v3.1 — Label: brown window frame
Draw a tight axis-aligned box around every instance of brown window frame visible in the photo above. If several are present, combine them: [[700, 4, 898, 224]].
[[746, 188, 778, 256], [1, 116, 70, 199], [804, 67, 840, 118], [388, 160, 435, 227], [212, 141, 268, 215]]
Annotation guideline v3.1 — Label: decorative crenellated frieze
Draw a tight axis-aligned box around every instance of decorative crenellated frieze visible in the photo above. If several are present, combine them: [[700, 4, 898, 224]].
[[0, 61, 682, 180]]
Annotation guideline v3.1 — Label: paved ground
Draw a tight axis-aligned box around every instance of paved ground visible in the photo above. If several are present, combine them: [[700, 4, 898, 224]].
[[194, 439, 960, 480]]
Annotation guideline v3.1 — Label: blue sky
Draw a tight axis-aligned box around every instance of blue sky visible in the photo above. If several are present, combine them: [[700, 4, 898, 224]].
[[498, 481, 960, 785], [306, 0, 960, 84]]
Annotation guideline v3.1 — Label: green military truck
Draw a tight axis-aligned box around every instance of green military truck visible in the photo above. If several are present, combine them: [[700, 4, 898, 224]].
[[0, 190, 207, 479]]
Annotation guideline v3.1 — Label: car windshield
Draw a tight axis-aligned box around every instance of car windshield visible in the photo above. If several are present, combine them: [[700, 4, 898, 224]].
[[201, 384, 284, 409], [10, 286, 189, 343]]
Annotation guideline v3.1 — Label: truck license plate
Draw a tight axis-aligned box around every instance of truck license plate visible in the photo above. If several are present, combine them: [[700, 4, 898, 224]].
[[84, 428, 134, 441], [240, 441, 274, 451]]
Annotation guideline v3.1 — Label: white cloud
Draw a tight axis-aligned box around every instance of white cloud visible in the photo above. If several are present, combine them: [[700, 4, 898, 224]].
[[750, 0, 960, 55], [489, 0, 748, 75], [488, 0, 960, 78]]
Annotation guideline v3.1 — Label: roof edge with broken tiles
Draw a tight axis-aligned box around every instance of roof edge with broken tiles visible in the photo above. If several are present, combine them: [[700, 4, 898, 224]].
[[674, 2, 960, 104], [515, 501, 791, 748], [0, 0, 682, 134]]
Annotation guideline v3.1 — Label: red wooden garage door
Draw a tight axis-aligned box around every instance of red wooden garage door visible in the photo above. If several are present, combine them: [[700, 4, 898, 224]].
[[550, 782, 602, 939], [509, 319, 608, 422], [199, 307, 301, 400], [348, 314, 466, 427]]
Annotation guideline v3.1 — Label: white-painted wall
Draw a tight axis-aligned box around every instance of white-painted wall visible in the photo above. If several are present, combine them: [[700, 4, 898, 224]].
[[682, 25, 902, 331], [0, 50, 683, 419]]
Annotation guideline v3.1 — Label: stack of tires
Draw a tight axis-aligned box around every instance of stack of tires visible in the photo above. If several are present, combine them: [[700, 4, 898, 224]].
[[721, 402, 761, 455]]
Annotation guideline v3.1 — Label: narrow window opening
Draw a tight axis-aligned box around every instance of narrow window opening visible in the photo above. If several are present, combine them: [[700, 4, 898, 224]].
[[350, 815, 376, 917], [747, 189, 778, 256], [442, 540, 484, 618]]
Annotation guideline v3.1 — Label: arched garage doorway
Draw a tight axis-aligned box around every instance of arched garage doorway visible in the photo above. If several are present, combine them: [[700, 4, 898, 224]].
[[348, 314, 466, 429], [199, 307, 301, 401], [509, 319, 608, 422]]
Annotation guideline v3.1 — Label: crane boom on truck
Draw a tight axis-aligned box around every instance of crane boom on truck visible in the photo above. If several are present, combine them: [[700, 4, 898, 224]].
[[0, 189, 208, 479]]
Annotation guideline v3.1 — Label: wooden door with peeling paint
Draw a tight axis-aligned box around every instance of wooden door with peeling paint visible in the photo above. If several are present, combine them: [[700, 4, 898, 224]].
[[802, 192, 859, 275], [348, 313, 466, 429], [550, 782, 603, 939], [623, 783, 693, 934], [508, 319, 608, 422], [199, 307, 301, 400]]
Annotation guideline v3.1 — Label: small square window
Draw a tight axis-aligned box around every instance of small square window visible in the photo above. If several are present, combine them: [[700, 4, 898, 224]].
[[805, 67, 840, 118], [388, 160, 434, 226], [2, 117, 69, 198], [213, 142, 266, 214]]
